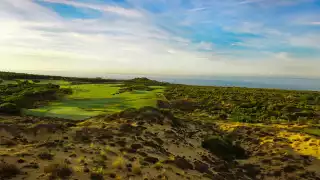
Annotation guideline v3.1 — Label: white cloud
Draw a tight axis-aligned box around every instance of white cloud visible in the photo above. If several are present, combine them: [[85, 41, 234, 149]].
[[309, 21, 320, 25], [0, 0, 319, 78], [196, 42, 214, 51], [39, 0, 143, 18], [288, 34, 320, 49], [238, 0, 314, 6]]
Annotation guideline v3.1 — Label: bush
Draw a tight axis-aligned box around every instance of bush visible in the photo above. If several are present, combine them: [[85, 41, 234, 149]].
[[202, 136, 246, 160], [37, 152, 54, 160], [0, 83, 71, 115], [44, 163, 73, 179], [59, 88, 73, 95], [0, 162, 20, 179], [0, 103, 20, 114]]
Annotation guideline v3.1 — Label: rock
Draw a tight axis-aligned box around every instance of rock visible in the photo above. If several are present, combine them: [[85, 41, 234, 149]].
[[144, 156, 159, 164]]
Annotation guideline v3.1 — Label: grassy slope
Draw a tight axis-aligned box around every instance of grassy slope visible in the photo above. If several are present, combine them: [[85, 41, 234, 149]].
[[24, 84, 165, 120]]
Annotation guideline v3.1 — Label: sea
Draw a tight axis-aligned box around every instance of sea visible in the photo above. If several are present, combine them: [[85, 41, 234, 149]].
[[102, 74, 320, 91], [17, 70, 320, 91]]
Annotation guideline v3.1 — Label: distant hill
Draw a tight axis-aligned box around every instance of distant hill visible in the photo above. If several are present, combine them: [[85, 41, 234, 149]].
[[126, 77, 170, 86], [0, 71, 122, 84]]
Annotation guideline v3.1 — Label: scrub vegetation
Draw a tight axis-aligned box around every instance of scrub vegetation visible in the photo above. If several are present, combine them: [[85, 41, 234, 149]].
[[0, 71, 319, 180]]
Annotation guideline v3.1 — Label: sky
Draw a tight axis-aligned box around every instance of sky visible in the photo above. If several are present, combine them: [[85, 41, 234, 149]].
[[0, 0, 320, 78]]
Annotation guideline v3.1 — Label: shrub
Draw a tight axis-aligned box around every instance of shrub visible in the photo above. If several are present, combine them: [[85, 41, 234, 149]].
[[44, 163, 73, 179], [132, 161, 142, 174], [0, 102, 20, 114], [0, 162, 20, 179], [112, 156, 125, 169], [202, 136, 246, 160], [154, 161, 163, 170], [37, 152, 54, 160], [90, 167, 104, 180], [59, 88, 73, 95], [31, 79, 41, 83]]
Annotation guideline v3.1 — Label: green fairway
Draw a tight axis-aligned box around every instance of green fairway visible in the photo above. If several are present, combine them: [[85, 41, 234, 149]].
[[24, 84, 165, 120], [37, 80, 70, 85], [1, 80, 18, 85]]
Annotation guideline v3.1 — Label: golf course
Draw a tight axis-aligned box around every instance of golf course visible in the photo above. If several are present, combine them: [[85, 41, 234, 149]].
[[23, 83, 166, 120], [0, 71, 320, 180]]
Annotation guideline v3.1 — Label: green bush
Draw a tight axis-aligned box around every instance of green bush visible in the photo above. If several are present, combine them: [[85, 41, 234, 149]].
[[59, 88, 73, 95], [164, 85, 320, 123], [202, 136, 246, 160], [31, 79, 41, 83], [0, 103, 19, 114], [0, 83, 72, 115]]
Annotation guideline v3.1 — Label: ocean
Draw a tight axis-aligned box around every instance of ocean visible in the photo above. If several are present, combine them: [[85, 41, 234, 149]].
[[104, 74, 320, 91], [17, 70, 320, 91]]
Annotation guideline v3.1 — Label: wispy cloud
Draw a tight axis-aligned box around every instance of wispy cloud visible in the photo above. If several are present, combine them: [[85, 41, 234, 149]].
[[238, 0, 314, 6], [306, 21, 320, 26], [238, 0, 264, 5], [39, 0, 143, 18], [0, 0, 319, 77]]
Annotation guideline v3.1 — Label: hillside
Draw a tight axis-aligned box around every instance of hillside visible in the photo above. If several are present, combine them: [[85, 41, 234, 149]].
[[0, 72, 319, 180], [1, 107, 320, 180]]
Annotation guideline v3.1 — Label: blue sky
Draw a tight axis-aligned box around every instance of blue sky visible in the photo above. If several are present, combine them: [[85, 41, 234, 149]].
[[0, 0, 319, 77]]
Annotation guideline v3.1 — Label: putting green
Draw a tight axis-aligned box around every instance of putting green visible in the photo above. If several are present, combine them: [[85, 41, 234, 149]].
[[24, 84, 165, 120]]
